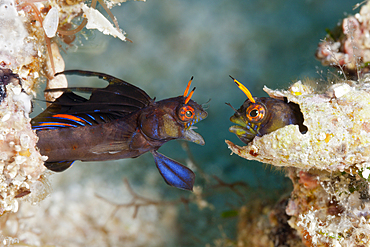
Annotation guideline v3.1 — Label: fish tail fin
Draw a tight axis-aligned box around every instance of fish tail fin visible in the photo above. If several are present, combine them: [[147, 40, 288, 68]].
[[151, 151, 195, 191], [44, 160, 75, 172]]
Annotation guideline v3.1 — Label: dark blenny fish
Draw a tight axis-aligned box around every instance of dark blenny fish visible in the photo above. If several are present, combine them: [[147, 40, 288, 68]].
[[32, 70, 207, 191], [228, 76, 306, 144]]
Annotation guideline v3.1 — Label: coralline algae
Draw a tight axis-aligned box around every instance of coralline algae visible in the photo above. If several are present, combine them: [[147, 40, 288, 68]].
[[0, 70, 48, 215], [316, 1, 370, 76], [227, 79, 370, 246], [0, 0, 35, 69], [0, 0, 47, 221], [227, 80, 370, 172]]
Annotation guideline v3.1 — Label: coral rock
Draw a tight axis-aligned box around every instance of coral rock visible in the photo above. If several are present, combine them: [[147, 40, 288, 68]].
[[228, 80, 370, 246], [0, 70, 47, 216], [227, 81, 370, 173]]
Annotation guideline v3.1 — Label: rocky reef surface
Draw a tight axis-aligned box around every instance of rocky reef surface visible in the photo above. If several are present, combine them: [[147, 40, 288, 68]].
[[228, 79, 370, 246], [228, 2, 370, 246]]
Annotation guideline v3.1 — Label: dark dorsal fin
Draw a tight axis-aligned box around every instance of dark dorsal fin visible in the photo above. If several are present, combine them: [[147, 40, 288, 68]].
[[50, 70, 153, 116], [32, 70, 153, 131]]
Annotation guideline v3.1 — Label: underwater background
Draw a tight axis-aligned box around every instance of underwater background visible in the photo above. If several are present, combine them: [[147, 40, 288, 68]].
[[31, 0, 360, 245]]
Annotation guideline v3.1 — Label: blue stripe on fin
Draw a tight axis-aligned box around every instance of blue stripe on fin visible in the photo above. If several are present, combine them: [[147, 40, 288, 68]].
[[151, 150, 195, 191], [33, 127, 61, 131], [72, 115, 92, 125], [85, 113, 96, 123]]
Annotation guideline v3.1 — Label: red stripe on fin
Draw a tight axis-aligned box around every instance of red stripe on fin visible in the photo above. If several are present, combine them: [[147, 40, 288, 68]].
[[39, 122, 74, 127], [52, 114, 86, 123]]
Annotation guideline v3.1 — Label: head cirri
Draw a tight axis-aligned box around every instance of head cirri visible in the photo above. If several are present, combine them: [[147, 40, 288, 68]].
[[139, 76, 208, 146]]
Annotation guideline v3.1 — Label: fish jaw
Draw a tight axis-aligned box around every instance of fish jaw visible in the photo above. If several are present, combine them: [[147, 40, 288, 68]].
[[229, 115, 258, 144], [229, 125, 257, 144], [181, 128, 205, 145]]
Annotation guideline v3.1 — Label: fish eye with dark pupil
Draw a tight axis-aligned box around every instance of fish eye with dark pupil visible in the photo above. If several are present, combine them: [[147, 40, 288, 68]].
[[249, 109, 258, 117], [246, 104, 266, 123], [178, 105, 195, 122], [186, 111, 193, 117]]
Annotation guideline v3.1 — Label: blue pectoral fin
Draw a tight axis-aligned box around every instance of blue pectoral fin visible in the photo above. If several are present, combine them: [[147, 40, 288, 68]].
[[44, 160, 75, 172], [151, 151, 195, 191]]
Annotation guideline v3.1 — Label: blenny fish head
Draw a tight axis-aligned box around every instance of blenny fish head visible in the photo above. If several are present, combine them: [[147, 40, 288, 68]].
[[175, 77, 208, 145], [175, 97, 208, 145], [228, 76, 306, 144], [229, 97, 270, 144], [140, 77, 207, 145]]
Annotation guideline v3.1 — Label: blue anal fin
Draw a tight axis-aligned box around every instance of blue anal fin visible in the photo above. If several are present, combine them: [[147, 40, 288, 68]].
[[44, 160, 75, 172], [151, 150, 195, 191]]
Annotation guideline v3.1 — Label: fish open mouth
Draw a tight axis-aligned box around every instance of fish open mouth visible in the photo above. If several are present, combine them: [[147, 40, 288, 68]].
[[229, 125, 258, 144], [182, 128, 205, 145], [228, 113, 261, 144], [182, 110, 207, 145]]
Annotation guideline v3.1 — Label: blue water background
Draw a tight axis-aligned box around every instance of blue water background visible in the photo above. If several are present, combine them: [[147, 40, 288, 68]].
[[45, 0, 359, 245]]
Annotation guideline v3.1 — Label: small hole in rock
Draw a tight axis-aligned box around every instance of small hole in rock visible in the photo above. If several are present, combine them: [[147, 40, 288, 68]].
[[284, 97, 308, 134]]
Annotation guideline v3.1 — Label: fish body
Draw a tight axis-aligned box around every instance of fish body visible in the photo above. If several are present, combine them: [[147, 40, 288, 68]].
[[32, 70, 207, 191], [36, 97, 205, 162]]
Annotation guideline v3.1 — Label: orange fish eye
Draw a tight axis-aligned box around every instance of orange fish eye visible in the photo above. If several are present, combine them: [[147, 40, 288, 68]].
[[179, 105, 195, 121], [246, 104, 266, 122]]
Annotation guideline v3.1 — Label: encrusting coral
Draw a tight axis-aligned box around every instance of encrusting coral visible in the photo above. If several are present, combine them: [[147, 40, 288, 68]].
[[0, 0, 137, 244], [227, 79, 370, 246], [227, 80, 370, 172], [0, 68, 48, 246], [316, 1, 370, 77]]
